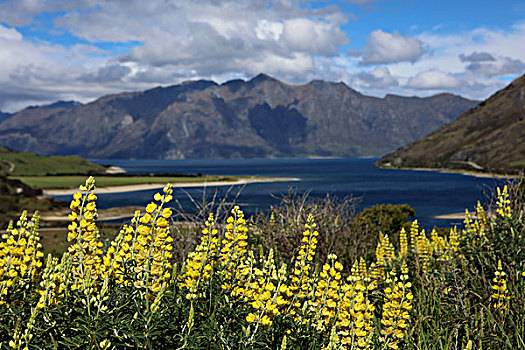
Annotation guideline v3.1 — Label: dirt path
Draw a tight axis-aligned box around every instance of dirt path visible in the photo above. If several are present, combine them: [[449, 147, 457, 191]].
[[0, 158, 15, 172]]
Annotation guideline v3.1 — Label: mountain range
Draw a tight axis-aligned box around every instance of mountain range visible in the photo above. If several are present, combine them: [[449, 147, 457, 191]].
[[0, 74, 478, 159], [379, 74, 525, 174]]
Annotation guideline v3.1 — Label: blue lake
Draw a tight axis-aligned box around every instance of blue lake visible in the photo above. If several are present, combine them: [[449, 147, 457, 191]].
[[52, 158, 505, 229]]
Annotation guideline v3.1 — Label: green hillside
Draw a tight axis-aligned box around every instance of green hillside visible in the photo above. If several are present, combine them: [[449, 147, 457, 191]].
[[0, 147, 106, 226], [379, 74, 525, 174], [0, 146, 106, 176]]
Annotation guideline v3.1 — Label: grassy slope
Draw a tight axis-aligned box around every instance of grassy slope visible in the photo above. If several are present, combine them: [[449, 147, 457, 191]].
[[0, 147, 106, 227], [12, 175, 239, 189], [0, 146, 106, 176], [378, 74, 525, 174], [0, 149, 102, 228]]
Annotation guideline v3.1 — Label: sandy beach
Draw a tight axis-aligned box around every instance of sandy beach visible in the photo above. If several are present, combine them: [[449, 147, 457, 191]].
[[44, 176, 300, 196]]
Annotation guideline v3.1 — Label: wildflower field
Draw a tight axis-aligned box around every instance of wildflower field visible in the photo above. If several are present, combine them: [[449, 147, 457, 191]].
[[0, 177, 524, 349]]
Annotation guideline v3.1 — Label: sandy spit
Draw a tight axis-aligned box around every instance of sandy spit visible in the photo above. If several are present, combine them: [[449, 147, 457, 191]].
[[105, 165, 127, 174], [43, 177, 300, 196], [434, 213, 468, 220]]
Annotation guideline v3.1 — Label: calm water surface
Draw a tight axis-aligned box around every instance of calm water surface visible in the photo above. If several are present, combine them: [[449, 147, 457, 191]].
[[54, 158, 504, 229]]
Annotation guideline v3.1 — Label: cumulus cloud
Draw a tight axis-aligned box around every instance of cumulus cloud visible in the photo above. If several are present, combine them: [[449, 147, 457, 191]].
[[255, 20, 283, 41], [53, 0, 350, 77], [281, 18, 349, 56], [0, 0, 91, 26], [0, 22, 135, 111], [382, 23, 525, 99], [360, 30, 425, 65], [0, 0, 353, 111], [459, 51, 496, 62], [80, 64, 132, 83], [0, 24, 22, 41], [0, 0, 524, 111], [406, 71, 461, 90], [465, 56, 525, 77], [357, 67, 398, 88]]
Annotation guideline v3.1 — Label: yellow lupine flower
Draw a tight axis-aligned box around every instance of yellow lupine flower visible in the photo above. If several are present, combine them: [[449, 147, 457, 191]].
[[380, 263, 412, 350], [146, 203, 157, 213], [491, 259, 510, 311], [496, 186, 512, 219]]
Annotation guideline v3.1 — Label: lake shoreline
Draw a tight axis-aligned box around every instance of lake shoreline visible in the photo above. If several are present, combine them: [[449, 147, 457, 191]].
[[378, 164, 518, 179], [44, 176, 301, 196], [66, 157, 502, 229]]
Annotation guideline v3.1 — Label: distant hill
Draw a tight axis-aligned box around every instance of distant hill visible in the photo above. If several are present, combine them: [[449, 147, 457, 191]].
[[0, 146, 105, 226], [379, 74, 525, 174], [0, 74, 478, 159], [0, 146, 107, 176]]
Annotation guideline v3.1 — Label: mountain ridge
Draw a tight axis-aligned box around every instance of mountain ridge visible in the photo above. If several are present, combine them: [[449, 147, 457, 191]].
[[0, 74, 478, 159], [378, 74, 525, 174], [0, 111, 12, 123]]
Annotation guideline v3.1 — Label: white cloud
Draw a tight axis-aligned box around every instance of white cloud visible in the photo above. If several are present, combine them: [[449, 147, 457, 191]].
[[52, 0, 350, 77], [406, 71, 461, 90], [417, 24, 525, 65], [376, 23, 525, 99], [360, 30, 425, 65], [0, 1, 524, 111], [281, 18, 349, 56], [0, 25, 22, 41], [0, 22, 131, 111], [459, 52, 496, 62], [0, 0, 353, 111], [255, 20, 283, 41], [356, 67, 398, 88], [0, 0, 92, 26], [465, 56, 525, 77], [80, 64, 132, 83], [240, 52, 315, 76]]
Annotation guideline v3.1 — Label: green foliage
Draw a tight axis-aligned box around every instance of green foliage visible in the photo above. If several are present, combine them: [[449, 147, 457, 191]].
[[353, 204, 415, 235], [0, 175, 67, 227], [353, 203, 415, 256], [253, 194, 415, 268]]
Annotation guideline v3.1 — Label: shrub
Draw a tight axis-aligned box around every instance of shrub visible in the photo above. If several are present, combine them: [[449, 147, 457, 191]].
[[253, 192, 415, 269]]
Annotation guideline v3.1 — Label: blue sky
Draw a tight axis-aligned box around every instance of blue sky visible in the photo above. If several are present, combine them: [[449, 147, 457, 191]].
[[0, 0, 524, 112]]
